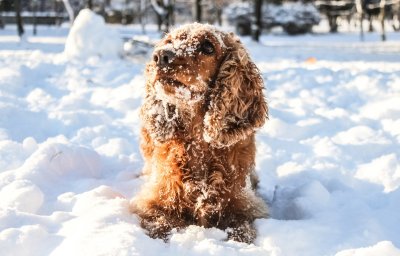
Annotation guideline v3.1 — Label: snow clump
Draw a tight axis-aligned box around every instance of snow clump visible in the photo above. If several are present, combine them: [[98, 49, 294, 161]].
[[64, 9, 122, 59]]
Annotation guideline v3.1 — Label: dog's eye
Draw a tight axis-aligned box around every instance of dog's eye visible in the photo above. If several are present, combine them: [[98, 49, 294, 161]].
[[200, 40, 215, 55]]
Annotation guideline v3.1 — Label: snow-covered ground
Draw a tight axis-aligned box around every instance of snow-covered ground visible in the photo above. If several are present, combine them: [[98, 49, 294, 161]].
[[1, 11, 400, 256]]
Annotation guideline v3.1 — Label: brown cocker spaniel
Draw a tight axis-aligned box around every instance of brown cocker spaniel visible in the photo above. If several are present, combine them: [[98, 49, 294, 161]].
[[131, 23, 268, 243]]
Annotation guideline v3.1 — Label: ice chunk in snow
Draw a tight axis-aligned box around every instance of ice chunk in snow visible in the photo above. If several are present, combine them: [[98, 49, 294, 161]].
[[64, 9, 122, 59], [0, 140, 26, 171], [295, 180, 331, 214], [71, 186, 124, 215], [355, 154, 400, 192], [26, 88, 55, 112], [272, 180, 331, 219], [0, 140, 106, 196], [22, 137, 38, 153], [0, 180, 44, 213], [51, 187, 138, 256], [0, 67, 23, 94], [276, 161, 305, 177], [0, 225, 52, 256], [332, 125, 389, 145], [382, 119, 400, 142], [301, 136, 341, 158]]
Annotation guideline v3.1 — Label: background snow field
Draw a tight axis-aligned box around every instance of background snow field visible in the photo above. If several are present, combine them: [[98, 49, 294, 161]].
[[1, 11, 400, 256]]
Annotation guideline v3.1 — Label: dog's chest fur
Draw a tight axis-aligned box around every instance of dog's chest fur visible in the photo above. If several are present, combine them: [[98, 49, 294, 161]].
[[145, 101, 253, 225]]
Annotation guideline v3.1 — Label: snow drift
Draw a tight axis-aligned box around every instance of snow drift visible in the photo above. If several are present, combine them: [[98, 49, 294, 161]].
[[1, 19, 400, 256], [64, 9, 122, 59]]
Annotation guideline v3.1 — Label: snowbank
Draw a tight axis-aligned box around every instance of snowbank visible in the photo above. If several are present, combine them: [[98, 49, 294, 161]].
[[64, 9, 122, 59]]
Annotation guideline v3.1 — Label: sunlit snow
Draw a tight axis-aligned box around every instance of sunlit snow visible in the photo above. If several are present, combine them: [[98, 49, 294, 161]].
[[1, 9, 400, 256]]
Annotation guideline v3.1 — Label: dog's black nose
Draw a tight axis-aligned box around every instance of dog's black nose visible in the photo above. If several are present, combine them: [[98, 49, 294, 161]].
[[153, 50, 175, 66]]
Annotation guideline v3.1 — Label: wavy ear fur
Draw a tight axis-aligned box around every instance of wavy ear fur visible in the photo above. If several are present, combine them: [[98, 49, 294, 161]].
[[203, 34, 268, 148]]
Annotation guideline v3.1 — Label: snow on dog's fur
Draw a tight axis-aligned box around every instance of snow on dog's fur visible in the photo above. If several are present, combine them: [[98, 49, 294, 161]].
[[131, 23, 268, 243]]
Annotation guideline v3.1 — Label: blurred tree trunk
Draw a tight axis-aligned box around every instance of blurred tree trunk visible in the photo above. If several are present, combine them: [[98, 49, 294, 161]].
[[252, 0, 262, 42], [355, 0, 364, 41], [194, 0, 202, 22], [87, 0, 93, 9], [15, 0, 24, 37], [151, 0, 174, 32], [215, 0, 223, 26], [0, 0, 5, 29], [140, 0, 146, 33], [151, 0, 166, 31], [62, 0, 75, 25], [32, 0, 37, 35], [379, 0, 386, 41], [167, 0, 175, 28]]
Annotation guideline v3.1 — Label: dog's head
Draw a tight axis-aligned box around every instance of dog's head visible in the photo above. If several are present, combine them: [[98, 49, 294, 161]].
[[146, 23, 226, 105], [144, 23, 268, 147]]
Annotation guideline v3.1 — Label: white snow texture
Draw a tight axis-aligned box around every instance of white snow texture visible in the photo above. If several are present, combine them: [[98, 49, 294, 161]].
[[1, 9, 400, 256]]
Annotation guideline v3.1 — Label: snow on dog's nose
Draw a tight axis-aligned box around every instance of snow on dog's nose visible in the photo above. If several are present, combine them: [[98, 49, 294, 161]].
[[153, 49, 175, 67]]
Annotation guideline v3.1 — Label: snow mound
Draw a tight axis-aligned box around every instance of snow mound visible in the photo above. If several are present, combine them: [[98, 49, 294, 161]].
[[0, 138, 107, 203], [64, 9, 122, 59], [0, 224, 52, 256], [335, 241, 400, 256], [0, 180, 44, 213]]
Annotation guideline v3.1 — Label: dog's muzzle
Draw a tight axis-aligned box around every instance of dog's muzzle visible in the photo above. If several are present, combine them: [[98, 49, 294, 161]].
[[153, 50, 175, 67]]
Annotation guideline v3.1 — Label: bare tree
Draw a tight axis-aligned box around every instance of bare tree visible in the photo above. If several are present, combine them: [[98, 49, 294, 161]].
[[355, 0, 364, 41], [151, 0, 174, 32], [0, 0, 5, 29], [15, 0, 24, 37], [252, 0, 262, 41], [139, 0, 147, 33], [87, 0, 93, 9], [62, 0, 75, 25], [379, 0, 386, 41], [215, 0, 223, 26], [32, 0, 37, 35], [194, 0, 202, 22]]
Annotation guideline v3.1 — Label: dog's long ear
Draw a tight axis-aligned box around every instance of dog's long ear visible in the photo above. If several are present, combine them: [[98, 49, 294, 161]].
[[203, 34, 268, 148]]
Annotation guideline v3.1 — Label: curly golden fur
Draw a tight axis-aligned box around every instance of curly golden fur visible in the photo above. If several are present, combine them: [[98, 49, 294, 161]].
[[131, 23, 268, 243]]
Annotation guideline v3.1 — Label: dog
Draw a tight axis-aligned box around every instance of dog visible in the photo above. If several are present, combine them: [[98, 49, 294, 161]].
[[131, 23, 268, 243]]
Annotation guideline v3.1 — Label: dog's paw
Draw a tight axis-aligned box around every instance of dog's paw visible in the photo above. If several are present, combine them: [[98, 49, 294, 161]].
[[141, 216, 173, 242], [226, 221, 257, 244]]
